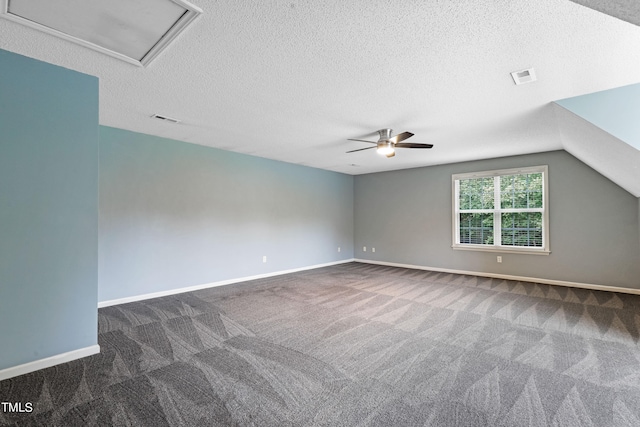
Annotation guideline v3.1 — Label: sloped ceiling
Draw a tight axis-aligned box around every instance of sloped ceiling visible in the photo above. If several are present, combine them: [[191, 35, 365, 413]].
[[557, 2, 640, 197], [568, 0, 640, 26], [554, 82, 640, 197], [553, 103, 640, 197], [556, 83, 640, 151], [1, 0, 639, 190]]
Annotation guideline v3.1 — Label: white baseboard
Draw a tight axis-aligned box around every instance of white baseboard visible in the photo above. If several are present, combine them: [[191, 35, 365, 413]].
[[354, 259, 640, 296], [0, 344, 100, 382], [98, 258, 356, 308], [98, 257, 640, 308]]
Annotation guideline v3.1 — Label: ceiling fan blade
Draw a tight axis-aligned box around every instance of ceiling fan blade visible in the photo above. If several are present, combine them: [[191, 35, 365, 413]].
[[394, 143, 434, 149], [347, 138, 378, 144], [346, 146, 376, 153], [389, 131, 414, 143]]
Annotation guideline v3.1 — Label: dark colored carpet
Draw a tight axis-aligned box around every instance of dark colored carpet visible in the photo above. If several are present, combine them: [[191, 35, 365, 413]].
[[3, 262, 640, 426]]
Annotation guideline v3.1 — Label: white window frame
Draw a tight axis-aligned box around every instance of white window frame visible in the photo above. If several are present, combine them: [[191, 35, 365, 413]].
[[452, 165, 550, 255]]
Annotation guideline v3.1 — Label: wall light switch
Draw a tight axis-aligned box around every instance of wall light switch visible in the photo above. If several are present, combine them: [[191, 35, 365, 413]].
[[363, 246, 367, 252], [372, 248, 375, 253], [338, 247, 341, 252], [263, 255, 267, 263]]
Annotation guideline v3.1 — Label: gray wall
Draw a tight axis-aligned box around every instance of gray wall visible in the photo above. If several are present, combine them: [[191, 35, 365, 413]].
[[354, 150, 640, 289], [99, 126, 354, 302], [0, 50, 99, 370]]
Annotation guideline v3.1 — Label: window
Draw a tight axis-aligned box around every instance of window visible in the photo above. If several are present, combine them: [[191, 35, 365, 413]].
[[452, 166, 549, 254]]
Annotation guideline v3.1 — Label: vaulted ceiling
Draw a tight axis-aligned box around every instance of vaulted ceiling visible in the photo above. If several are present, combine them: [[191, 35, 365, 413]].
[[1, 0, 638, 194]]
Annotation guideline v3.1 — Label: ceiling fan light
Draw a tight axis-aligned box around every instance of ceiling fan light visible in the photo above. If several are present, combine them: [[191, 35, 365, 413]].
[[377, 142, 394, 156]]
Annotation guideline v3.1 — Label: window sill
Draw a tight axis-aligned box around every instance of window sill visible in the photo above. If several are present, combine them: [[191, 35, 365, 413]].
[[452, 245, 550, 256]]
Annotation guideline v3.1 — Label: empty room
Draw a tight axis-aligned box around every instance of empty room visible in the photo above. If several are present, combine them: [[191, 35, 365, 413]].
[[1, 0, 640, 426]]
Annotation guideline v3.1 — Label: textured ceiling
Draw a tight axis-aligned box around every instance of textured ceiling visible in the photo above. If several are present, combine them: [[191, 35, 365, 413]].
[[1, 0, 640, 178]]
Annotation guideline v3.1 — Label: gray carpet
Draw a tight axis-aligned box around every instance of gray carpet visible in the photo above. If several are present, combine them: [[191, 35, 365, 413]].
[[3, 262, 640, 426]]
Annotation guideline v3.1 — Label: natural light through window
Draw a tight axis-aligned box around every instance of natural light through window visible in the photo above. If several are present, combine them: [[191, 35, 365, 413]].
[[452, 166, 549, 254]]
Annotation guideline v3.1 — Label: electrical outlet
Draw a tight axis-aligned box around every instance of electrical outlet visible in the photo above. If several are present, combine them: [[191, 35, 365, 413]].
[[372, 247, 375, 253], [263, 255, 267, 263], [497, 256, 502, 263], [363, 246, 367, 252]]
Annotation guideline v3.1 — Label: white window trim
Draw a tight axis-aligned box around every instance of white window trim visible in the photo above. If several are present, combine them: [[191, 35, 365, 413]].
[[451, 165, 550, 255]]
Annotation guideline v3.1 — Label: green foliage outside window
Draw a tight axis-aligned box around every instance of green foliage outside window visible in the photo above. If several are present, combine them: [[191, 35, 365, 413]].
[[458, 177, 494, 210], [501, 212, 542, 246], [459, 213, 494, 245], [457, 172, 543, 248], [500, 173, 543, 209]]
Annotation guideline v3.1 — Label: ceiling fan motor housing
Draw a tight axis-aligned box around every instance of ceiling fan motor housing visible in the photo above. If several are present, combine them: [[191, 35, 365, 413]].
[[377, 128, 393, 141]]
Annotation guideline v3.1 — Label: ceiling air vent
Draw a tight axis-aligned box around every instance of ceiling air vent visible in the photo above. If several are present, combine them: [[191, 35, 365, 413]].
[[152, 114, 181, 124], [511, 68, 537, 85], [0, 0, 202, 67]]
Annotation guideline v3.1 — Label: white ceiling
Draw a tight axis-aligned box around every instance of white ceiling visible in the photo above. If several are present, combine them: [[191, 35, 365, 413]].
[[1, 0, 640, 177]]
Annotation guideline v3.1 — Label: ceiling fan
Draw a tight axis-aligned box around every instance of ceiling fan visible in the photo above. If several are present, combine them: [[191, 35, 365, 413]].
[[346, 129, 433, 158]]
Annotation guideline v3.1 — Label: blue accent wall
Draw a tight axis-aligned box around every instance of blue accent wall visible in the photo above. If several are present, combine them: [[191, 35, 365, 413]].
[[0, 50, 99, 370], [98, 127, 354, 302]]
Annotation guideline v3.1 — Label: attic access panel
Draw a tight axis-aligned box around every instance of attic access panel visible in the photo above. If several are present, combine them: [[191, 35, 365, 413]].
[[0, 0, 202, 66]]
